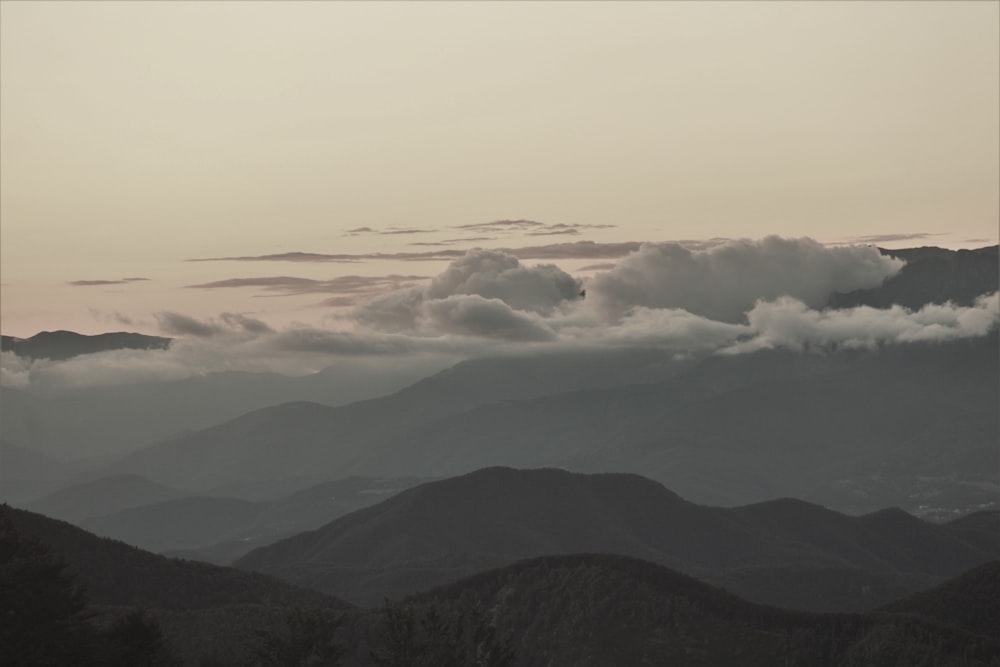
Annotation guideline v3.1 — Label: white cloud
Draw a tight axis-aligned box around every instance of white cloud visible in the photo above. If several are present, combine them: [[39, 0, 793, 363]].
[[425, 250, 580, 314], [586, 236, 902, 323], [4, 240, 996, 391], [722, 292, 999, 354], [354, 249, 580, 339], [423, 295, 557, 342]]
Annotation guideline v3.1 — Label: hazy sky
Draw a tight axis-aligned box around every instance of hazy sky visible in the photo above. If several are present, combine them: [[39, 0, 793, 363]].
[[1, 1, 997, 337]]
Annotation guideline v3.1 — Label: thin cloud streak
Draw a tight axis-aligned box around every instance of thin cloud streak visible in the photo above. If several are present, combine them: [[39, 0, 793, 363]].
[[839, 232, 942, 245], [69, 277, 150, 286], [346, 226, 437, 236], [188, 241, 643, 264], [187, 274, 428, 297]]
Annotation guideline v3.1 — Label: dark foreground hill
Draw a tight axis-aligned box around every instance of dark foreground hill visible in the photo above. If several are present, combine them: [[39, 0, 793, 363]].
[[880, 560, 1000, 638], [6, 502, 997, 666], [144, 555, 1000, 666], [236, 468, 1000, 610], [0, 330, 171, 360], [1, 504, 346, 610], [361, 554, 1000, 667]]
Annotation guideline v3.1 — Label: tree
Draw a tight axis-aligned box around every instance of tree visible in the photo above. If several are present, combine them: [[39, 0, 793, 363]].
[[0, 510, 100, 666], [253, 607, 346, 666], [370, 600, 419, 667], [104, 609, 172, 667], [371, 600, 515, 667]]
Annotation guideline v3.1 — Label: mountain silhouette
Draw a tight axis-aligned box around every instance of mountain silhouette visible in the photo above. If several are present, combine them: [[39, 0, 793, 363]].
[[348, 553, 1000, 666], [112, 335, 998, 515], [25, 474, 181, 523], [2, 504, 347, 611], [235, 467, 1000, 609], [0, 330, 171, 360], [828, 245, 998, 310]]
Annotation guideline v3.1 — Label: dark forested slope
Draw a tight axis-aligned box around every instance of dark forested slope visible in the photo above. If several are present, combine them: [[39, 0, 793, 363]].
[[2, 505, 347, 610]]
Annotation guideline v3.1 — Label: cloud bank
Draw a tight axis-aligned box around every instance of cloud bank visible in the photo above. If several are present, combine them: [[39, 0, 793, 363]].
[[353, 249, 578, 339], [5, 237, 996, 390], [188, 240, 643, 264], [187, 274, 428, 304], [586, 236, 903, 322]]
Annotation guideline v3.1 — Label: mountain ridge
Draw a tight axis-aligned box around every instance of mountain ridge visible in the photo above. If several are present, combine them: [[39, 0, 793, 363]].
[[235, 467, 1000, 609]]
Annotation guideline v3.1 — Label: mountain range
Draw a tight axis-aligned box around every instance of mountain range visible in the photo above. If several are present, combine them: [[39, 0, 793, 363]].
[[828, 244, 998, 309], [1, 243, 998, 665], [102, 333, 998, 515], [361, 553, 1000, 667], [39, 475, 424, 562], [1, 504, 345, 611], [0, 330, 171, 360], [235, 467, 1000, 610], [6, 498, 998, 666]]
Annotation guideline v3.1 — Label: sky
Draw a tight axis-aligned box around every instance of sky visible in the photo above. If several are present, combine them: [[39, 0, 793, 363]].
[[1, 1, 998, 339]]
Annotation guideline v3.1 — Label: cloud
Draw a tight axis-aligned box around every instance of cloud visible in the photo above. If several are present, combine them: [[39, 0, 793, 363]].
[[451, 220, 616, 234], [577, 263, 617, 272], [187, 274, 427, 299], [189, 241, 643, 264], [152, 311, 274, 338], [189, 276, 320, 290], [840, 232, 941, 245], [0, 328, 463, 390], [70, 277, 150, 286], [155, 312, 222, 337], [6, 294, 996, 391], [381, 228, 436, 235], [219, 312, 275, 334], [410, 237, 499, 247], [558, 306, 746, 351], [425, 250, 580, 313], [270, 328, 425, 355], [346, 226, 436, 236], [722, 292, 999, 354], [88, 309, 137, 326], [0, 351, 32, 388], [190, 250, 458, 263], [453, 219, 546, 231], [423, 295, 556, 342], [353, 249, 581, 339], [586, 237, 903, 323], [526, 228, 581, 236], [11, 236, 996, 391]]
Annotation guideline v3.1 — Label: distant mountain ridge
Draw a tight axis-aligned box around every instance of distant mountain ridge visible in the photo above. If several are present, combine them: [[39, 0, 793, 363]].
[[0, 440, 75, 504], [27, 474, 424, 562], [0, 330, 171, 360], [0, 356, 448, 460], [235, 467, 1000, 610], [108, 334, 998, 515], [828, 244, 998, 309], [24, 474, 181, 523]]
